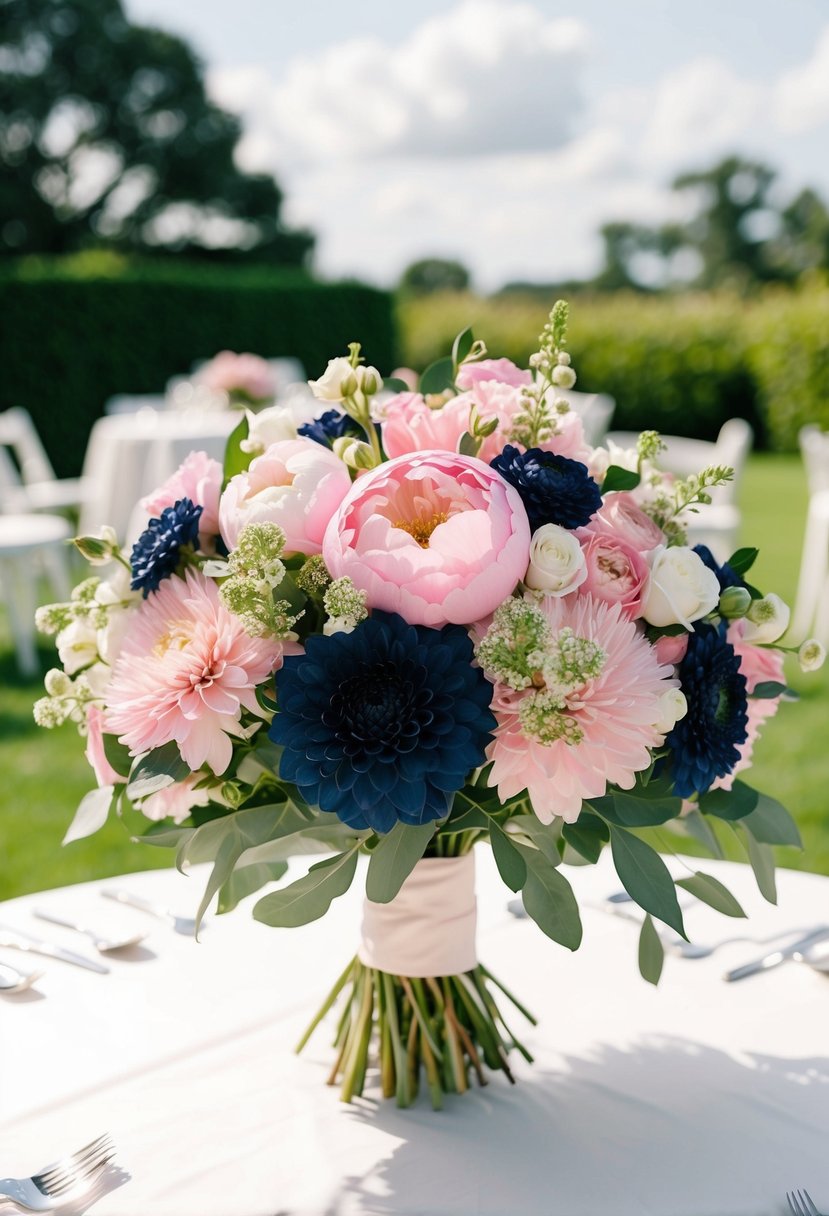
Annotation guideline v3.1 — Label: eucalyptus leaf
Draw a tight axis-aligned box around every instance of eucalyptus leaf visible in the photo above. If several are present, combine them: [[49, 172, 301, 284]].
[[217, 860, 289, 914], [638, 914, 664, 986], [561, 812, 609, 864], [751, 681, 790, 700], [366, 822, 435, 904], [698, 780, 759, 822], [681, 808, 724, 858], [419, 356, 455, 396], [515, 844, 582, 949], [675, 871, 746, 918], [102, 733, 131, 779], [127, 742, 189, 801], [510, 814, 562, 865], [489, 821, 527, 892], [741, 827, 777, 904], [612, 789, 682, 827], [742, 793, 802, 848], [601, 465, 641, 493], [63, 785, 114, 844], [222, 414, 252, 487], [609, 827, 686, 938], [253, 847, 360, 928]]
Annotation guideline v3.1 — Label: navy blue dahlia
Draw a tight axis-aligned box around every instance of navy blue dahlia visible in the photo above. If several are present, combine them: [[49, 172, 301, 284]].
[[693, 544, 744, 592], [298, 409, 363, 447], [664, 622, 749, 798], [130, 498, 202, 597], [269, 611, 496, 834], [490, 444, 602, 532]]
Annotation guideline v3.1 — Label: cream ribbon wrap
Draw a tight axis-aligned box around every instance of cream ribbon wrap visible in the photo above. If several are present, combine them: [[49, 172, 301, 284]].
[[358, 852, 477, 977]]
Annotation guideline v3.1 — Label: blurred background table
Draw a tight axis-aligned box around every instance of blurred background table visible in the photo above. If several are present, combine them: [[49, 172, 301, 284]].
[[2, 850, 828, 1216]]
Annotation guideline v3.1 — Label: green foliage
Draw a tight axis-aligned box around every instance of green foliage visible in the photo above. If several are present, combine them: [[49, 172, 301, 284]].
[[0, 262, 397, 477], [365, 822, 435, 904], [399, 258, 470, 295], [638, 915, 664, 986]]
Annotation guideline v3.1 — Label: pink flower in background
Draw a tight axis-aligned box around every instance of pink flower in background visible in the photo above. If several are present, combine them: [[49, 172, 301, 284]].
[[219, 438, 352, 553], [323, 450, 531, 628], [585, 492, 666, 552], [141, 451, 223, 541], [105, 570, 285, 775], [85, 705, 122, 788], [455, 358, 531, 390], [198, 351, 276, 402], [577, 528, 649, 619], [486, 594, 676, 822], [714, 619, 786, 789], [390, 367, 419, 391]]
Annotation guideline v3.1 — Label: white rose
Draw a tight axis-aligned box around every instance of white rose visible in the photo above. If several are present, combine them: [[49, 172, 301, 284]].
[[240, 405, 298, 455], [308, 357, 357, 403], [642, 546, 720, 629], [741, 593, 790, 644], [524, 524, 588, 596], [653, 687, 688, 734], [56, 618, 99, 674]]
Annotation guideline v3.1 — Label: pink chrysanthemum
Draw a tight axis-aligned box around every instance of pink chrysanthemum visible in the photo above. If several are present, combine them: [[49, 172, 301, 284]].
[[485, 594, 676, 822], [105, 570, 284, 775]]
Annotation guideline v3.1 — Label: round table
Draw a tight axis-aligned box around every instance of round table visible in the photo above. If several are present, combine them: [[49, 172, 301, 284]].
[[1, 850, 827, 1216]]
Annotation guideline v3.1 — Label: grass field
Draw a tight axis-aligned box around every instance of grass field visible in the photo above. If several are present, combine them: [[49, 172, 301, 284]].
[[0, 452, 826, 901]]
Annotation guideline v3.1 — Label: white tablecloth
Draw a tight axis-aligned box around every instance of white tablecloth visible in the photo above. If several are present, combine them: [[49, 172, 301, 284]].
[[1, 850, 828, 1216], [79, 411, 237, 541]]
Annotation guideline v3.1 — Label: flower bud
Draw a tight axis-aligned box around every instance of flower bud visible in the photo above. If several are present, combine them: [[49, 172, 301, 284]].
[[798, 638, 826, 672], [332, 437, 378, 470], [551, 365, 576, 389], [719, 585, 752, 619], [356, 365, 381, 396], [653, 687, 688, 734], [74, 533, 116, 566], [557, 352, 572, 366]]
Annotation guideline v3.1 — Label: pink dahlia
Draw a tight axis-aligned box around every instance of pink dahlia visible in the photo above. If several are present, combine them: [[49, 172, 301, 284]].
[[714, 620, 786, 790], [141, 450, 223, 544], [322, 450, 531, 628], [485, 594, 676, 822], [104, 570, 284, 775]]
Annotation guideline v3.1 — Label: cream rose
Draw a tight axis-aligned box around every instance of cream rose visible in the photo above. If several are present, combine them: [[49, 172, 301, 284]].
[[524, 524, 587, 596], [641, 546, 720, 629]]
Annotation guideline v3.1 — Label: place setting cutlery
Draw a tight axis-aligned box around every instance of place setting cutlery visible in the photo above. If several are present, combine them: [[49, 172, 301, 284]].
[[101, 889, 199, 936], [787, 1189, 825, 1216], [0, 1132, 116, 1212], [0, 926, 109, 974], [0, 958, 44, 996], [33, 910, 148, 955]]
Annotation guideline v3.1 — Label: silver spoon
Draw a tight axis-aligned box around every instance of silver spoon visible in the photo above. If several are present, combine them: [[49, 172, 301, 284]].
[[0, 960, 43, 993], [100, 889, 199, 936], [34, 909, 148, 953]]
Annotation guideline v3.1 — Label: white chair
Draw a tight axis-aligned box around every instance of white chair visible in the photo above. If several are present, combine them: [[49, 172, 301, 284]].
[[0, 408, 92, 515], [792, 426, 829, 644], [104, 394, 167, 416], [559, 390, 615, 446], [0, 513, 72, 676]]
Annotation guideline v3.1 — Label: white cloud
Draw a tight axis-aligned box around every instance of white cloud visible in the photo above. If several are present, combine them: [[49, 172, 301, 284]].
[[773, 26, 829, 133]]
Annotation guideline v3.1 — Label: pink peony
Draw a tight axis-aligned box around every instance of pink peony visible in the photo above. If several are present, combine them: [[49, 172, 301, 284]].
[[141, 451, 223, 542], [104, 570, 285, 775], [85, 705, 123, 788], [455, 357, 532, 390], [714, 620, 786, 789], [486, 594, 676, 822], [576, 528, 650, 619], [198, 351, 276, 402], [381, 392, 474, 461], [322, 450, 531, 628], [219, 438, 352, 554], [585, 491, 666, 552]]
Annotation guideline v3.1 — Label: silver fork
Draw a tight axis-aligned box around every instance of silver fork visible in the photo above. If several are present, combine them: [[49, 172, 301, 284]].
[[787, 1190, 825, 1216], [0, 1133, 115, 1211]]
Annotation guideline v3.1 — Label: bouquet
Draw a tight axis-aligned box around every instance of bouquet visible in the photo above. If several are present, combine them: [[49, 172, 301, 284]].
[[35, 302, 824, 1109]]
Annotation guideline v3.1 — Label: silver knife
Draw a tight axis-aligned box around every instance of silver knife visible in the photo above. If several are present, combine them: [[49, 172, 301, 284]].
[[724, 925, 829, 982], [0, 926, 110, 974]]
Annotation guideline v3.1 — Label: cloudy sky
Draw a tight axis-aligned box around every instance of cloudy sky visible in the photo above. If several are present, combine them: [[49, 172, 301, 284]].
[[126, 0, 829, 289]]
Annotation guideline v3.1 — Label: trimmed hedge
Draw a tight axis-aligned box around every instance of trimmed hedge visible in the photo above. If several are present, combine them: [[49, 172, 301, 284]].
[[0, 261, 397, 478]]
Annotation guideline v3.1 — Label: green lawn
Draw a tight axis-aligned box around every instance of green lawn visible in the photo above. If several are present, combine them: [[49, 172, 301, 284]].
[[1, 453, 826, 900]]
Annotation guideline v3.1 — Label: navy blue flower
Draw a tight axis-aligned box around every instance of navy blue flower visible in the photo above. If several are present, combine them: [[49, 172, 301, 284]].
[[130, 498, 202, 597], [664, 622, 748, 798], [490, 444, 602, 532], [693, 544, 744, 592], [269, 611, 496, 834], [298, 409, 362, 447]]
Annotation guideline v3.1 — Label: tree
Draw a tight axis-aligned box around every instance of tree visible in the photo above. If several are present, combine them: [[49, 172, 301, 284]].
[[399, 258, 471, 295], [0, 0, 313, 264]]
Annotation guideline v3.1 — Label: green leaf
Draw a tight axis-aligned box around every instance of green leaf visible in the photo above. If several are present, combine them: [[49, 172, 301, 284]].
[[126, 742, 189, 801], [609, 827, 686, 937], [419, 356, 455, 396], [741, 827, 777, 904], [458, 431, 480, 458], [676, 871, 747, 918], [102, 732, 131, 779], [451, 326, 474, 370], [750, 681, 789, 699], [742, 793, 802, 848], [253, 847, 360, 927], [561, 812, 609, 864], [681, 808, 724, 858], [222, 414, 252, 488], [217, 860, 289, 914], [602, 465, 641, 493], [515, 844, 582, 949], [63, 785, 114, 844], [383, 377, 410, 393], [366, 822, 435, 903], [698, 780, 759, 822], [488, 821, 527, 892], [726, 547, 759, 576], [611, 789, 683, 827], [510, 814, 562, 865], [638, 914, 664, 986]]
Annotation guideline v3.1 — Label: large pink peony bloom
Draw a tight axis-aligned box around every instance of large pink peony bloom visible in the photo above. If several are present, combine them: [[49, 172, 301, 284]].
[[219, 438, 352, 554], [486, 594, 676, 822], [104, 570, 285, 775], [141, 451, 223, 542], [714, 620, 786, 790], [322, 450, 531, 628]]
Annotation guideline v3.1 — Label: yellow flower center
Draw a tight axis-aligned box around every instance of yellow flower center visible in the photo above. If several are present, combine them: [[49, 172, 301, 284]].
[[393, 512, 449, 548], [153, 621, 192, 658]]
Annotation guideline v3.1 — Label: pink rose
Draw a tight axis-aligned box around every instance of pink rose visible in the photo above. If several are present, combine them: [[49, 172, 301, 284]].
[[585, 492, 666, 552], [653, 633, 690, 666], [198, 351, 276, 402], [455, 358, 531, 390], [381, 392, 474, 460], [85, 705, 122, 788], [577, 528, 650, 619], [141, 450, 223, 542], [219, 438, 352, 554], [322, 450, 531, 628]]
